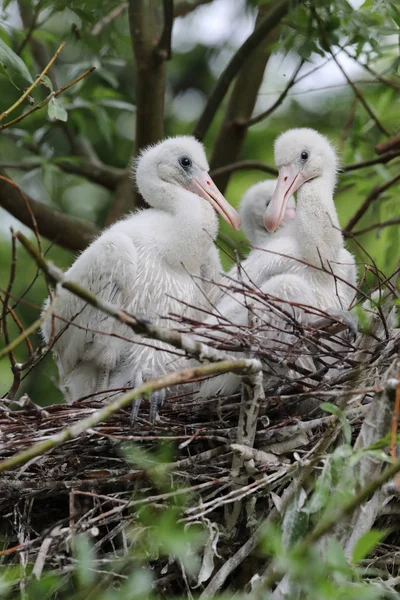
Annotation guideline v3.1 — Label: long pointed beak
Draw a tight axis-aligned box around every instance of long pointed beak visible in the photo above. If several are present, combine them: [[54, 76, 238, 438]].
[[284, 196, 296, 223], [264, 165, 306, 232], [188, 171, 241, 231]]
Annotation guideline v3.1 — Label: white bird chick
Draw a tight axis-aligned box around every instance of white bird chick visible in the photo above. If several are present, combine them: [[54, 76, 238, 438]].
[[42, 135, 241, 422], [239, 179, 296, 246], [198, 128, 357, 399]]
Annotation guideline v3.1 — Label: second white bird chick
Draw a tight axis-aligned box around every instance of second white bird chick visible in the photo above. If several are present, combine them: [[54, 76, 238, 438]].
[[239, 179, 296, 247]]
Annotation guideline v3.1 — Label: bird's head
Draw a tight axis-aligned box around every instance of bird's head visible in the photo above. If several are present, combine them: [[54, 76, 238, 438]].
[[134, 136, 241, 231], [239, 180, 295, 244], [264, 128, 338, 232]]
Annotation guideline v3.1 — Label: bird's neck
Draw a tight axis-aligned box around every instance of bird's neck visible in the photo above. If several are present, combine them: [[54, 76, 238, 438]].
[[295, 175, 343, 267], [158, 185, 219, 270]]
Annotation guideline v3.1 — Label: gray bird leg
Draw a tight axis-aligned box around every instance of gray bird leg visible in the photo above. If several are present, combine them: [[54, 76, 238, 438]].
[[149, 388, 167, 424], [326, 308, 358, 342], [130, 371, 144, 424]]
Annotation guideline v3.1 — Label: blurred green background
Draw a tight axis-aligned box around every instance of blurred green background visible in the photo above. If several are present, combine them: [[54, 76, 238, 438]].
[[0, 0, 399, 403]]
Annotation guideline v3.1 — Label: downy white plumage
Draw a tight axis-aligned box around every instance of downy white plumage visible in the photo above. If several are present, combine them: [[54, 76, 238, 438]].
[[42, 136, 241, 421], [198, 128, 357, 398]]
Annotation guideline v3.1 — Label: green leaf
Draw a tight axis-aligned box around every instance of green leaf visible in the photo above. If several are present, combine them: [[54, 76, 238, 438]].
[[47, 97, 68, 122], [321, 403, 352, 444], [282, 488, 308, 550], [352, 529, 389, 564], [0, 36, 33, 87], [40, 74, 53, 92], [72, 533, 96, 587]]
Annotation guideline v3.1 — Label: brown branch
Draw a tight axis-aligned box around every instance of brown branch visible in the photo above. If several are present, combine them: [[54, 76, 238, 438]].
[[128, 0, 168, 166], [246, 59, 304, 128], [343, 173, 400, 233], [339, 45, 400, 92], [314, 12, 390, 137], [193, 0, 292, 141], [342, 149, 400, 172], [174, 0, 214, 17], [375, 135, 400, 156], [210, 160, 278, 179], [351, 217, 400, 237], [91, 3, 128, 36], [158, 0, 174, 60], [0, 360, 257, 474], [0, 169, 98, 251], [208, 4, 277, 192]]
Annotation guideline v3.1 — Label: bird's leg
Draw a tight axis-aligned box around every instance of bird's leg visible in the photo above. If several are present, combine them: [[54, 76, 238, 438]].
[[149, 388, 167, 424], [130, 371, 144, 424], [325, 308, 358, 342], [312, 308, 358, 343]]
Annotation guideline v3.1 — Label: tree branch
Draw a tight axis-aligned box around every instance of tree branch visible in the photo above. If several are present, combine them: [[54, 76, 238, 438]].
[[343, 173, 400, 233], [375, 135, 400, 156], [0, 170, 97, 251], [342, 149, 400, 172], [245, 59, 304, 128], [314, 11, 390, 138], [208, 3, 277, 192], [210, 160, 277, 179], [174, 0, 213, 18], [193, 0, 292, 141], [351, 217, 400, 237], [0, 359, 258, 474]]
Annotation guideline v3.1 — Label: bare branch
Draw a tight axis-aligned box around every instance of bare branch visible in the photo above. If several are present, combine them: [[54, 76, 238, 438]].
[[158, 0, 174, 60], [314, 12, 390, 137], [210, 160, 277, 179], [342, 149, 400, 172], [0, 359, 257, 474], [246, 59, 304, 128], [344, 173, 400, 233], [375, 134, 400, 156], [208, 4, 276, 192], [0, 170, 97, 251], [351, 217, 400, 237], [193, 0, 292, 141], [174, 0, 213, 17], [91, 3, 128, 36]]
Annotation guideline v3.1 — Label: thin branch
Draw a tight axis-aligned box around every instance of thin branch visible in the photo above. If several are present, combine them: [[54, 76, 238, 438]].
[[174, 0, 213, 17], [375, 134, 400, 156], [342, 150, 400, 172], [0, 66, 96, 131], [351, 217, 400, 237], [91, 3, 128, 36], [0, 360, 257, 474], [246, 59, 304, 127], [0, 42, 65, 123], [0, 169, 98, 251], [210, 160, 278, 179], [314, 13, 390, 137], [208, 4, 276, 192], [157, 0, 174, 60], [193, 0, 292, 141], [339, 45, 400, 92], [344, 173, 400, 233]]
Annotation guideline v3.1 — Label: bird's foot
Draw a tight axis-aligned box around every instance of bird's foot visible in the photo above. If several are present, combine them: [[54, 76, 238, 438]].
[[326, 309, 358, 342], [130, 371, 168, 425]]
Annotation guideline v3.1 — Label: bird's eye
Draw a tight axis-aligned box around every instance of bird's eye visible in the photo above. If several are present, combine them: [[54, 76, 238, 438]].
[[179, 156, 192, 169], [301, 151, 309, 160]]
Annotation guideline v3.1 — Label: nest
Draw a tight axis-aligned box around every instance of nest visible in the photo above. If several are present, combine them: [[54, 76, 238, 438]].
[[0, 266, 399, 595]]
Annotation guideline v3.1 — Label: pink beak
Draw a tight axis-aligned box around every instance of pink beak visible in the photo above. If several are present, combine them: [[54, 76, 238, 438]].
[[264, 165, 306, 233], [188, 171, 241, 231]]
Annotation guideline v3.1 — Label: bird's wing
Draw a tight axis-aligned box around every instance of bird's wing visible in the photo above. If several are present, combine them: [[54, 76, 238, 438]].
[[43, 232, 139, 381]]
